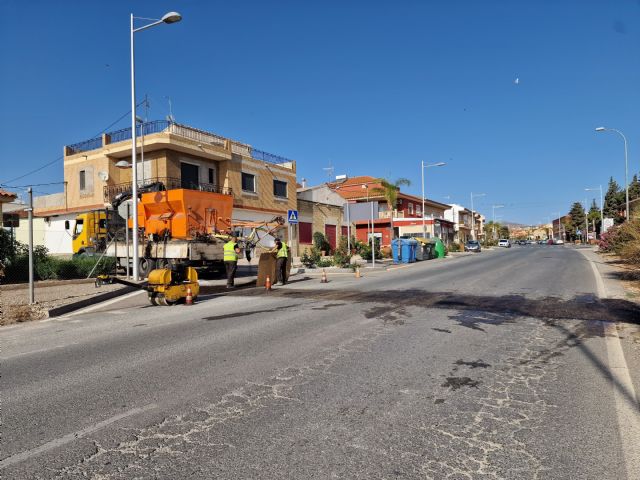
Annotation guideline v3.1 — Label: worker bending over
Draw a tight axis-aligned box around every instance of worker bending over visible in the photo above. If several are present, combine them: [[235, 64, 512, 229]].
[[223, 236, 241, 288]]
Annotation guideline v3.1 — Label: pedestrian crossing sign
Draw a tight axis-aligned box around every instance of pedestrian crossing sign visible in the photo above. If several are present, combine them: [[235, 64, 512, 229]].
[[287, 210, 298, 224]]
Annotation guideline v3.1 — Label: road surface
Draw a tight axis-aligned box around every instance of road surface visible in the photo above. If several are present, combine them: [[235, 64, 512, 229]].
[[1, 245, 639, 479]]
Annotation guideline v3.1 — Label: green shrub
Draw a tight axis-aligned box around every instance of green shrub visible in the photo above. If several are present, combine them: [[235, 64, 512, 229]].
[[313, 232, 331, 253], [448, 242, 460, 252], [316, 258, 334, 268], [332, 236, 352, 267], [301, 247, 321, 268]]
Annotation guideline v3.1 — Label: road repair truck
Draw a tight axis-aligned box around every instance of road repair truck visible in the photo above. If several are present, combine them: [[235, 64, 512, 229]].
[[68, 182, 284, 277]]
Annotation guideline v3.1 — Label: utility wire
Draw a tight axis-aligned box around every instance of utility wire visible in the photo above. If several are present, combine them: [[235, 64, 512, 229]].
[[0, 99, 150, 186]]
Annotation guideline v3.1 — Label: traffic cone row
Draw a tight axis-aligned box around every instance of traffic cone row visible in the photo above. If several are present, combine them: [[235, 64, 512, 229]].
[[185, 286, 193, 305], [321, 269, 328, 283]]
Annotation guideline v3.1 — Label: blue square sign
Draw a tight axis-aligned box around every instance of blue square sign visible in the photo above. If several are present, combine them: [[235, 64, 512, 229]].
[[287, 210, 298, 224]]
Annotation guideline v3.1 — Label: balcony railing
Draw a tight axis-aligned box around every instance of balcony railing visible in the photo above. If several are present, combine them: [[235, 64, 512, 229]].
[[66, 120, 294, 168], [103, 177, 232, 204], [66, 136, 102, 155]]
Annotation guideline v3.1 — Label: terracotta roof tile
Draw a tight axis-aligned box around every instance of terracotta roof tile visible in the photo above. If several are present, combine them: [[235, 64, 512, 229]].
[[0, 189, 17, 200]]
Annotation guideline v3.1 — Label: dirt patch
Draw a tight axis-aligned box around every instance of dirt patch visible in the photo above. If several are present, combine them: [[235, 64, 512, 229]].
[[0, 281, 123, 326]]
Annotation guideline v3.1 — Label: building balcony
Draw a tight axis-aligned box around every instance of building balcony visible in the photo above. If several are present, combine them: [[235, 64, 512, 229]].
[[103, 177, 232, 205], [65, 121, 294, 169]]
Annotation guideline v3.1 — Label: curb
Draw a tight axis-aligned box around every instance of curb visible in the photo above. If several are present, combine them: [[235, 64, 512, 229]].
[[48, 285, 137, 318]]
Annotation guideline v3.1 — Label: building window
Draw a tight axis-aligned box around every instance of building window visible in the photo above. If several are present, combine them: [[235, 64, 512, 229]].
[[299, 222, 312, 243], [208, 167, 216, 185], [408, 203, 414, 215], [273, 180, 287, 198], [79, 170, 86, 191], [242, 172, 256, 193]]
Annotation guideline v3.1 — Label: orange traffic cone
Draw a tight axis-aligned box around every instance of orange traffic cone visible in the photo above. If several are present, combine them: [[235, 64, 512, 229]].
[[265, 275, 272, 291], [185, 286, 193, 305], [355, 267, 361, 279], [321, 269, 328, 283]]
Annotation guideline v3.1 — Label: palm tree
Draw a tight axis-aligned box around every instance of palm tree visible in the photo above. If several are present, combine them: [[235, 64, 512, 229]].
[[372, 178, 411, 215]]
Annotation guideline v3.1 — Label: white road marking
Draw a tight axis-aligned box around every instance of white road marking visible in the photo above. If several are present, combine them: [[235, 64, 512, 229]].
[[580, 249, 640, 478], [0, 403, 158, 469]]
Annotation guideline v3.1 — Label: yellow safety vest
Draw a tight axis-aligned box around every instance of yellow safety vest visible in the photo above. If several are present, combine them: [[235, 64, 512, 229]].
[[223, 241, 238, 262], [277, 242, 288, 258]]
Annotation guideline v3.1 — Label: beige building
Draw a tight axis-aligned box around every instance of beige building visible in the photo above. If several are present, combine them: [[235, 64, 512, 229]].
[[296, 184, 349, 253], [36, 121, 297, 242]]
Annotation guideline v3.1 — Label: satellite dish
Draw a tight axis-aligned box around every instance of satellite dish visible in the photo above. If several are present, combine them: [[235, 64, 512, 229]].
[[117, 199, 134, 220], [98, 171, 109, 182]]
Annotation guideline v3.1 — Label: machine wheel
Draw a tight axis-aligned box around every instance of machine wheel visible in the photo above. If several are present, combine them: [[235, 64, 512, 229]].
[[139, 258, 157, 278], [149, 293, 159, 306], [156, 258, 170, 270]]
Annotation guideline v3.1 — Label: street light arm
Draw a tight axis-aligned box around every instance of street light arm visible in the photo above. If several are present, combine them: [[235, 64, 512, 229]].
[[133, 19, 165, 32]]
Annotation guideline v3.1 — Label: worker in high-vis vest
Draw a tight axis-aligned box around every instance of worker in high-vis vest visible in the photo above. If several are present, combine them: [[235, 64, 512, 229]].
[[274, 238, 289, 285], [223, 236, 241, 288]]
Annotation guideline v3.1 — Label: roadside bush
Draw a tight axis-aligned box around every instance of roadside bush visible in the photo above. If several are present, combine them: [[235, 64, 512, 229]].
[[316, 258, 334, 268], [301, 247, 321, 268], [2, 253, 116, 283], [332, 236, 352, 267], [448, 242, 461, 252], [313, 232, 331, 254], [599, 220, 640, 255]]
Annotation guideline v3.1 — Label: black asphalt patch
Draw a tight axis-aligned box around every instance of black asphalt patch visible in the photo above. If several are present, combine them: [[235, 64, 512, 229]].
[[228, 288, 640, 325]]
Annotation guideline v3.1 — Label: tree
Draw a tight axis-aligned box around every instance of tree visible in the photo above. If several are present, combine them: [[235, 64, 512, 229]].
[[604, 176, 624, 224], [629, 174, 640, 202], [588, 198, 601, 236], [498, 225, 510, 239], [568, 201, 586, 240], [372, 178, 411, 213]]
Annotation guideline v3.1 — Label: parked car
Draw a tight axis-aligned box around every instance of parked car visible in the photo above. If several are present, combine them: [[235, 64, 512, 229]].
[[465, 240, 482, 252], [498, 239, 511, 248], [554, 239, 565, 245]]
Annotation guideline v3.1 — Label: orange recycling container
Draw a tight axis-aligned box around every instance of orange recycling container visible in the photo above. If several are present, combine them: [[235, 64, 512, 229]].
[[137, 189, 233, 240]]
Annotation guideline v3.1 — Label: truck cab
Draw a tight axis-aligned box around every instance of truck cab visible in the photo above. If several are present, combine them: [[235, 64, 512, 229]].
[[70, 211, 109, 255]]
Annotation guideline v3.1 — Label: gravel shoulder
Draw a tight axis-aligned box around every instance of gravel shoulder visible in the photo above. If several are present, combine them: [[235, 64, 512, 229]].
[[0, 280, 123, 326]]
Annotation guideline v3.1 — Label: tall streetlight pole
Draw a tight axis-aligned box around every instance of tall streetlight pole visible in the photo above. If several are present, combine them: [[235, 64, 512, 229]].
[[470, 192, 486, 240], [130, 11, 182, 281], [421, 161, 446, 237], [492, 204, 504, 240], [595, 126, 629, 221], [585, 185, 604, 238]]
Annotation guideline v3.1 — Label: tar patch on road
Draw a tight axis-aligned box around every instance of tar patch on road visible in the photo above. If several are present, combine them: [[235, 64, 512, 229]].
[[442, 376, 480, 390], [454, 359, 491, 369], [228, 287, 640, 325]]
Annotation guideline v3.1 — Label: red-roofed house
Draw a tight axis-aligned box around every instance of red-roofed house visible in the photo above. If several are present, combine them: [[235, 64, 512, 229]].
[[327, 176, 454, 246]]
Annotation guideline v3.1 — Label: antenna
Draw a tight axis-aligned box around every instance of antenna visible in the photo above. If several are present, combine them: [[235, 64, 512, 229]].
[[165, 95, 175, 123], [322, 161, 334, 181]]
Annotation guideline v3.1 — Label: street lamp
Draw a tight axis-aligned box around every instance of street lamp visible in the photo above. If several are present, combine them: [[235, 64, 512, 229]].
[[470, 192, 486, 240], [421, 161, 446, 237], [585, 186, 604, 238], [492, 204, 504, 240], [595, 126, 629, 221], [130, 11, 182, 280]]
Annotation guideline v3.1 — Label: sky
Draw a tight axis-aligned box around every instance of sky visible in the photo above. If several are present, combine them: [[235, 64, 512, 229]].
[[1, 0, 639, 225]]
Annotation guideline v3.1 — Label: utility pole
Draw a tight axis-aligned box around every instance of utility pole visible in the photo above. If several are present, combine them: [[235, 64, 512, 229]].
[[27, 187, 34, 304]]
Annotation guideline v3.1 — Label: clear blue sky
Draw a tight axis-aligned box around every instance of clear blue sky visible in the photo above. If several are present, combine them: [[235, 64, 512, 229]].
[[1, 0, 639, 224]]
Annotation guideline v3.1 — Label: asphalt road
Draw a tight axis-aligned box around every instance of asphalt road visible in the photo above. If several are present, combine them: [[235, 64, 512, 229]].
[[1, 245, 639, 479]]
